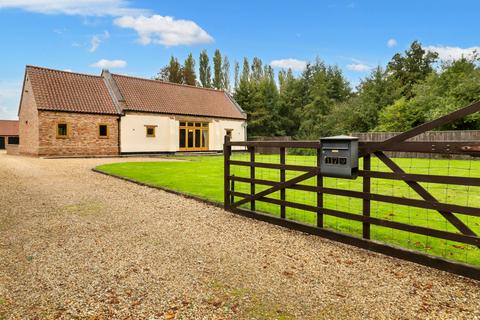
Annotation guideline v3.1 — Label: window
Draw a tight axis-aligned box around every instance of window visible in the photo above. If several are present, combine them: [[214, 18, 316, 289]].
[[8, 137, 19, 145], [179, 128, 186, 148], [98, 124, 108, 138], [57, 123, 68, 138], [146, 125, 156, 137]]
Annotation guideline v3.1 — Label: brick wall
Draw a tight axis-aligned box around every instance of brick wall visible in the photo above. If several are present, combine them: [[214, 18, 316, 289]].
[[6, 144, 19, 155], [38, 111, 120, 156], [19, 77, 40, 155]]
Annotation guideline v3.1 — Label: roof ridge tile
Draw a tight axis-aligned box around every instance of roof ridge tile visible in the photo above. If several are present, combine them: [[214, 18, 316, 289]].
[[111, 73, 226, 93], [26, 65, 103, 79]]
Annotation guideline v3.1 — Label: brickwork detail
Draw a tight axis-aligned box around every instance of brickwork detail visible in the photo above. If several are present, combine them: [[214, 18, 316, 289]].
[[19, 77, 39, 155], [37, 111, 119, 156]]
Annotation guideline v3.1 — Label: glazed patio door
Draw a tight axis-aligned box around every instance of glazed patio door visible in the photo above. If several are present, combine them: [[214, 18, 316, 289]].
[[179, 122, 209, 151]]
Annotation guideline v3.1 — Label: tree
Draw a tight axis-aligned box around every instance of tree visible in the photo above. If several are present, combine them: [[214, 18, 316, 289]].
[[347, 66, 401, 132], [277, 68, 302, 136], [155, 66, 170, 82], [251, 57, 263, 82], [241, 57, 250, 82], [297, 59, 351, 139], [168, 56, 183, 83], [376, 97, 421, 131], [199, 50, 211, 88], [183, 53, 196, 86], [234, 61, 240, 91], [378, 57, 480, 131], [387, 40, 438, 98], [156, 45, 480, 138], [325, 65, 351, 102], [234, 57, 282, 136], [222, 56, 231, 92], [213, 49, 223, 89], [234, 58, 254, 134], [253, 65, 279, 135], [156, 56, 183, 83], [278, 69, 287, 92]]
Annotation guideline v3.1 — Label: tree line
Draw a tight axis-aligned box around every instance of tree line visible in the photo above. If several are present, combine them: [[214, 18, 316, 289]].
[[156, 49, 232, 91], [156, 41, 480, 138]]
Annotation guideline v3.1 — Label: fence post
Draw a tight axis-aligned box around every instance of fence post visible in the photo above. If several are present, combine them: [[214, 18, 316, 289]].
[[363, 154, 371, 239], [280, 147, 286, 219], [317, 146, 324, 228], [250, 146, 256, 211], [224, 135, 231, 210]]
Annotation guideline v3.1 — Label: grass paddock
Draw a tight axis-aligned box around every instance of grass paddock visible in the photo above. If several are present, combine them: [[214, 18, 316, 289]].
[[96, 155, 480, 266]]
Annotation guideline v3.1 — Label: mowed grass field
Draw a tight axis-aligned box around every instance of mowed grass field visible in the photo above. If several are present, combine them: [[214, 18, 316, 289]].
[[96, 155, 480, 266]]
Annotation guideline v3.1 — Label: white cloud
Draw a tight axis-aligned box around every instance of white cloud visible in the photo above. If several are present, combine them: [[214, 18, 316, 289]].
[[89, 35, 101, 52], [0, 0, 148, 16], [387, 38, 397, 48], [90, 59, 127, 69], [89, 30, 110, 52], [1, 2, 213, 48], [270, 58, 307, 71], [114, 15, 214, 46], [347, 63, 371, 72], [425, 45, 480, 61]]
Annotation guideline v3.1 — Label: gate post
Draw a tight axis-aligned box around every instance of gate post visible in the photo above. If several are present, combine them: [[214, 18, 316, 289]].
[[317, 146, 324, 228], [280, 147, 286, 219], [224, 135, 231, 210], [363, 154, 371, 239], [250, 146, 256, 211]]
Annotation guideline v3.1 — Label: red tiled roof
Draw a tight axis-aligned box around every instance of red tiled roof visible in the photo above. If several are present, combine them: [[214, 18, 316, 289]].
[[0, 120, 19, 136], [112, 74, 246, 119], [26, 66, 119, 115]]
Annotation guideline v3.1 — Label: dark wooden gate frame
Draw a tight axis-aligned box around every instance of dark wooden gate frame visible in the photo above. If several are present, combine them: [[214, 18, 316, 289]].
[[224, 101, 480, 280]]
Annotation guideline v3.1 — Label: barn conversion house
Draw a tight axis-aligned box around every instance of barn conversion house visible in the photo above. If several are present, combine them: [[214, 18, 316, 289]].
[[18, 66, 246, 156]]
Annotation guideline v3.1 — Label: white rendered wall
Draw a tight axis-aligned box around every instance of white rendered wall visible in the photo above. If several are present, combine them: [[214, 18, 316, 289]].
[[120, 112, 246, 152], [209, 118, 246, 151]]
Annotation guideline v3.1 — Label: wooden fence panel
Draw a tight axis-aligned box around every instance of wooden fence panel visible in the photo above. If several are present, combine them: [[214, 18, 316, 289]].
[[354, 130, 480, 159]]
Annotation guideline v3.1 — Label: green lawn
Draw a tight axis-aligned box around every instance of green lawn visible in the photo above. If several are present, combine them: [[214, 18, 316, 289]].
[[96, 154, 480, 266]]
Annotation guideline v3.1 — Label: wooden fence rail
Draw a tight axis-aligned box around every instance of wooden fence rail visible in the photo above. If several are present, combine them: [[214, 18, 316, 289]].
[[223, 100, 480, 280]]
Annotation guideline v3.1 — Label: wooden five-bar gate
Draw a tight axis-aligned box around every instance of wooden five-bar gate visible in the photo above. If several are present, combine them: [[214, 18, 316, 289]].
[[224, 101, 480, 280]]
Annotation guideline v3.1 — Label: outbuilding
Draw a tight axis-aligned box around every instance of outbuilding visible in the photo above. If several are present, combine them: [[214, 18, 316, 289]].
[[0, 120, 19, 150], [18, 66, 247, 156]]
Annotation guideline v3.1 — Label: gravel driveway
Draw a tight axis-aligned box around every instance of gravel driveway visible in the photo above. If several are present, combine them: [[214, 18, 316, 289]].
[[0, 153, 479, 319]]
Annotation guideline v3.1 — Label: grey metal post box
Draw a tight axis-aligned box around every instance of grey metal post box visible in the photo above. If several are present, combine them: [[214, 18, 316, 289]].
[[320, 135, 359, 179]]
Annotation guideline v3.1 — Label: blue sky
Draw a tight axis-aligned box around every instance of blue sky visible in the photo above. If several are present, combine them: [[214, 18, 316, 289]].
[[1, 0, 479, 119]]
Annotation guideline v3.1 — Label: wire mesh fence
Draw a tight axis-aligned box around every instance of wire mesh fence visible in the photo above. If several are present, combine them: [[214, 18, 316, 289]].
[[225, 137, 480, 279]]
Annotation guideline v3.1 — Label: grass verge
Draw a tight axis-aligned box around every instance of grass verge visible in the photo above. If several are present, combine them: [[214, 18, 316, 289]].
[[95, 155, 480, 266]]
